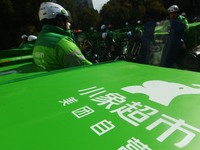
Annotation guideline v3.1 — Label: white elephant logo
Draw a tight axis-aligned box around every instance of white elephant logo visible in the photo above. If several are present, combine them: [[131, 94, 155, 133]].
[[121, 80, 200, 106]]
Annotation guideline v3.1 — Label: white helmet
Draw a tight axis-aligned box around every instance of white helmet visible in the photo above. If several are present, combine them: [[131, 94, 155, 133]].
[[21, 34, 28, 39], [168, 5, 179, 13], [137, 20, 141, 24], [27, 35, 37, 42], [90, 27, 94, 30], [181, 12, 186, 16], [101, 24, 106, 30], [102, 32, 108, 39], [39, 2, 71, 21]]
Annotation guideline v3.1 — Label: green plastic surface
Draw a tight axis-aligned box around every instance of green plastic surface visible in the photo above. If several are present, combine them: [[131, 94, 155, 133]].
[[0, 49, 33, 66], [185, 22, 200, 49], [0, 62, 46, 85], [1, 61, 200, 150]]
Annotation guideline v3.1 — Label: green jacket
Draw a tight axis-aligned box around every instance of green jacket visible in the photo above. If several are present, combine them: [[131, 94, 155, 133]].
[[175, 15, 189, 32], [33, 25, 92, 71], [177, 15, 188, 26]]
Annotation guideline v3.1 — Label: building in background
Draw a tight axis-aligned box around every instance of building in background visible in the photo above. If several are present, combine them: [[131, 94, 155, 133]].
[[75, 0, 94, 9]]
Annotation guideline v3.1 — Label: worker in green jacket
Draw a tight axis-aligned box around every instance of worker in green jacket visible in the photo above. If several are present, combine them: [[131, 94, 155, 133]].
[[167, 5, 189, 31], [33, 2, 92, 71]]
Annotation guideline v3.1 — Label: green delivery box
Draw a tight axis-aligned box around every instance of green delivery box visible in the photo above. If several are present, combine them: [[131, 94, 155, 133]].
[[0, 61, 200, 150], [186, 22, 200, 50]]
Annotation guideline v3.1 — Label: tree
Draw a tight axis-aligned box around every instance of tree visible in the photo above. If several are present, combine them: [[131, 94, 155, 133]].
[[144, 0, 166, 21], [0, 0, 15, 49], [100, 0, 132, 28], [76, 7, 100, 30]]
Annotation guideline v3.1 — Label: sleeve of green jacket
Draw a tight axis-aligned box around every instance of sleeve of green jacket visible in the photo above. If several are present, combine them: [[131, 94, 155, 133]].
[[178, 15, 189, 31], [56, 37, 92, 68]]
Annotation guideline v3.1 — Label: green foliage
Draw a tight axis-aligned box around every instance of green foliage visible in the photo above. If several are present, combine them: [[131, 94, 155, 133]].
[[100, 0, 132, 27], [0, 0, 15, 49], [76, 7, 100, 30]]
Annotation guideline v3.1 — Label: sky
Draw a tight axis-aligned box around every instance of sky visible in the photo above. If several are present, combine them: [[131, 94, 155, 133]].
[[92, 0, 109, 12]]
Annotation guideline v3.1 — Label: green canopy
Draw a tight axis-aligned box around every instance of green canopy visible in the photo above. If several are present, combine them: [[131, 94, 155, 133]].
[[1, 61, 200, 150]]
